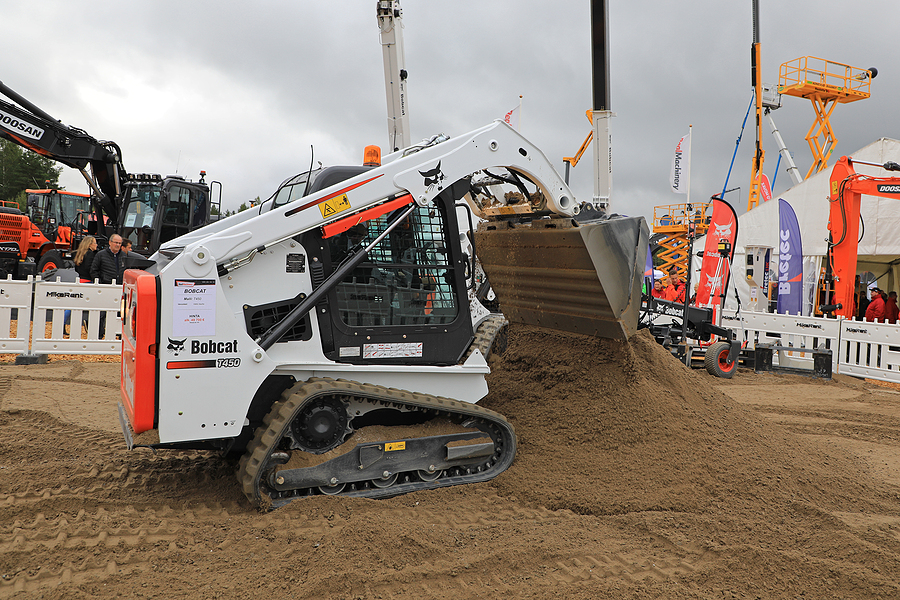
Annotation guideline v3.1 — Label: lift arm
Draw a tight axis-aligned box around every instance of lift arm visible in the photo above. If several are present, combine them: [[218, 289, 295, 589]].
[[162, 120, 577, 272]]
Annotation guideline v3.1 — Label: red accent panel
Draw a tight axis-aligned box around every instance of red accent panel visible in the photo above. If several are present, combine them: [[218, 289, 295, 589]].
[[166, 360, 216, 369], [120, 269, 158, 434], [321, 194, 413, 239]]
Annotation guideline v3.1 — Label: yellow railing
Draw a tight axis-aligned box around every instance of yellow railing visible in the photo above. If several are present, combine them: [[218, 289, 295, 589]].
[[652, 203, 712, 234], [778, 56, 872, 102]]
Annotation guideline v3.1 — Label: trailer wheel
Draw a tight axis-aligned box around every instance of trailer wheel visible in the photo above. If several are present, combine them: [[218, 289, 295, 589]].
[[705, 341, 737, 379], [37, 250, 64, 273]]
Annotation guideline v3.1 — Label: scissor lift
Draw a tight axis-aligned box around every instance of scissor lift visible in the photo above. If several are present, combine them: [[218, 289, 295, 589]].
[[778, 56, 875, 178], [651, 203, 711, 277]]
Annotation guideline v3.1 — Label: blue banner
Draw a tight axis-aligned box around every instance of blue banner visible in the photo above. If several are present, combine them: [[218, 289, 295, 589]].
[[777, 199, 803, 315]]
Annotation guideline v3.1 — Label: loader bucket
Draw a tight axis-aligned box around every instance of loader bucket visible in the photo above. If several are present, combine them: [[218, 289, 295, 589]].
[[474, 214, 649, 340]]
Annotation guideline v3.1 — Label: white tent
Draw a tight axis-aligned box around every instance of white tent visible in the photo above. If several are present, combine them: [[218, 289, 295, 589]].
[[692, 138, 900, 315]]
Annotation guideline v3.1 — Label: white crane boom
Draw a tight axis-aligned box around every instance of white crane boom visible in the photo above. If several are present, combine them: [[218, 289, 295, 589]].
[[377, 1, 411, 153]]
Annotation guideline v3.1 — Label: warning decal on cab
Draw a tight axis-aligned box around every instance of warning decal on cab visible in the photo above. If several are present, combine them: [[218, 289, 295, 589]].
[[385, 442, 406, 452], [319, 193, 351, 218]]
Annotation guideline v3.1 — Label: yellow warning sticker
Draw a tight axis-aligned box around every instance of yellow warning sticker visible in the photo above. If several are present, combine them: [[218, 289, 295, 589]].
[[385, 441, 406, 452], [319, 194, 351, 218], [831, 181, 839, 196]]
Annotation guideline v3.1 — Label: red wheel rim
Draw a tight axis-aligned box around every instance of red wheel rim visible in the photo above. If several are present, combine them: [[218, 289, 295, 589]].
[[717, 348, 735, 372]]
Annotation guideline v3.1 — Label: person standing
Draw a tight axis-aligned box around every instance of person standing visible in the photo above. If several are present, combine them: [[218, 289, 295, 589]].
[[90, 234, 124, 285], [89, 234, 123, 340], [665, 270, 686, 303], [865, 288, 886, 322], [74, 236, 98, 283], [651, 279, 666, 299], [885, 291, 899, 324]]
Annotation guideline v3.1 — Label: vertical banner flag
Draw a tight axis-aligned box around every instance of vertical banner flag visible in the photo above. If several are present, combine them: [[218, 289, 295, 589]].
[[696, 197, 738, 307], [776, 198, 803, 315], [670, 131, 691, 194], [760, 173, 773, 203], [503, 97, 522, 131]]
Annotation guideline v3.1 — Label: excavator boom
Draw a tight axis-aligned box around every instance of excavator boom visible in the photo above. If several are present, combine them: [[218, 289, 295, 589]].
[[826, 156, 900, 317], [0, 80, 124, 230]]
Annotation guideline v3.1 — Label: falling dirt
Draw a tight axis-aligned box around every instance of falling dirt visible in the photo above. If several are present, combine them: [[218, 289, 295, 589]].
[[2, 325, 900, 598]]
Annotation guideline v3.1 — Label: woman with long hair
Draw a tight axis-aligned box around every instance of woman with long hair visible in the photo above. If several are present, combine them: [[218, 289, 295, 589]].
[[74, 236, 98, 283]]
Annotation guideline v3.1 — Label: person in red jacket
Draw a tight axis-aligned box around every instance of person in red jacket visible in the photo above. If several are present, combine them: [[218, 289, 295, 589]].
[[665, 272, 686, 303], [865, 288, 886, 322], [651, 279, 666, 299], [884, 291, 899, 324]]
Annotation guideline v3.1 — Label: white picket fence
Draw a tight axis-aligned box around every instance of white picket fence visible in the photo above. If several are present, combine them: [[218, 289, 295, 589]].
[[7, 277, 900, 380], [722, 309, 900, 383], [0, 275, 122, 357]]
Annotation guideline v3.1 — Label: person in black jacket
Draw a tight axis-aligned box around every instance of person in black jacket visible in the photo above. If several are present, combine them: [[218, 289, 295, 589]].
[[89, 234, 123, 339], [90, 234, 124, 285], [74, 236, 98, 283]]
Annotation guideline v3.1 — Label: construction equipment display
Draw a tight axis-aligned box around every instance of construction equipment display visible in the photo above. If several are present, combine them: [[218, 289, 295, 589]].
[[0, 188, 91, 278], [0, 80, 217, 275], [821, 155, 900, 318], [119, 120, 647, 507]]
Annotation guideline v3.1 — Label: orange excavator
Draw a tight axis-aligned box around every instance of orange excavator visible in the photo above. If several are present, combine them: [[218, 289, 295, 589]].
[[821, 155, 900, 317]]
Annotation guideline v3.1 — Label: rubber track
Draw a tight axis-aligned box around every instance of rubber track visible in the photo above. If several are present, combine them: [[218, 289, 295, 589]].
[[237, 377, 515, 508], [463, 314, 508, 363]]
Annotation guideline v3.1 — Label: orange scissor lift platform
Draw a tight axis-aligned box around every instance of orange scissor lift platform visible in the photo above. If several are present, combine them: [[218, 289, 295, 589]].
[[778, 56, 874, 178]]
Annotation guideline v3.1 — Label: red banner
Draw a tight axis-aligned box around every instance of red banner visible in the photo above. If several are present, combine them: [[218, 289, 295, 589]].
[[760, 173, 773, 203], [696, 198, 738, 307]]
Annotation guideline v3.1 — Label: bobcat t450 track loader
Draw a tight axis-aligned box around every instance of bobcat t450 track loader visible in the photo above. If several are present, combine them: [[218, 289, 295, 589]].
[[119, 121, 647, 508]]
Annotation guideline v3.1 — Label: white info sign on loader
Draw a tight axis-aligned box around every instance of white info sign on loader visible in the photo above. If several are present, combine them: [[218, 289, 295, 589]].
[[363, 342, 423, 359], [173, 279, 216, 337]]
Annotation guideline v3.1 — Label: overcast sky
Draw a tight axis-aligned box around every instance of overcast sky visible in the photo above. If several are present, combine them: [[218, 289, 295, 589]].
[[4, 1, 898, 223]]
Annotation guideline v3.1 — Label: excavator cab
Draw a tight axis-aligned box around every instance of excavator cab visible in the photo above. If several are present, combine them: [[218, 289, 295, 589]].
[[25, 189, 92, 240], [120, 175, 212, 255], [0, 189, 94, 272]]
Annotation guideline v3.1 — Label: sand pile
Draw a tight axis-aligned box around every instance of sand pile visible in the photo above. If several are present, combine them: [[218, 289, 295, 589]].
[[482, 326, 884, 516]]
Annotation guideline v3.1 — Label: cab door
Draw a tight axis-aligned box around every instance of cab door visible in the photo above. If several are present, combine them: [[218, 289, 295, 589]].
[[158, 185, 192, 245]]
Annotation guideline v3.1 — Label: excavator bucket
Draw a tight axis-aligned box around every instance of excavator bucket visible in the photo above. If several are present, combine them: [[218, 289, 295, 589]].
[[475, 214, 649, 341]]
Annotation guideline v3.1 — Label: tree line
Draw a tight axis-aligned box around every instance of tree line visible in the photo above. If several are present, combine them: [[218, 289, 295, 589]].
[[0, 139, 62, 209]]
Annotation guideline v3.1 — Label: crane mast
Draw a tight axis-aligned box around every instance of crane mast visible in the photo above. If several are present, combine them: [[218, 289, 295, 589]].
[[377, 0, 411, 153]]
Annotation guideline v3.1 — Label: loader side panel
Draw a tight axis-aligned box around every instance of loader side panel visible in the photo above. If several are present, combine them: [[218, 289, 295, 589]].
[[121, 268, 159, 434]]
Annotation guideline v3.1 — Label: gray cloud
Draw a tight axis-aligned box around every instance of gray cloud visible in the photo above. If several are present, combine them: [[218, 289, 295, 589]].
[[4, 0, 897, 221]]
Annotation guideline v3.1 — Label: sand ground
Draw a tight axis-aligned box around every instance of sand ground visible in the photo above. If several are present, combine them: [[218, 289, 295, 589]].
[[2, 326, 900, 599]]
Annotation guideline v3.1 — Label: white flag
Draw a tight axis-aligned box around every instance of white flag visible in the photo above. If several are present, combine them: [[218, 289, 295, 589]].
[[503, 105, 520, 131], [670, 131, 690, 194]]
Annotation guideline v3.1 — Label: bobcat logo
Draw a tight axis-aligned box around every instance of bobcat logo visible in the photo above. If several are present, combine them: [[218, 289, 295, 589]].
[[418, 161, 445, 193], [713, 222, 733, 237], [167, 338, 186, 356]]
